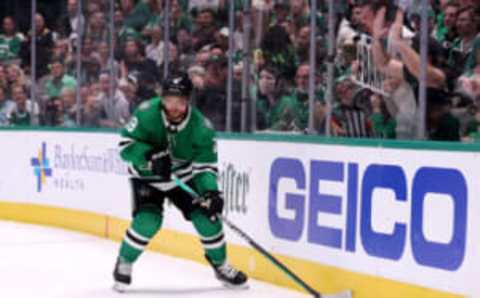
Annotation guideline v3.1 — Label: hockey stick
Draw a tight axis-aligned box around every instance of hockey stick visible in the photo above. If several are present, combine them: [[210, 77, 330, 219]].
[[171, 174, 352, 298]]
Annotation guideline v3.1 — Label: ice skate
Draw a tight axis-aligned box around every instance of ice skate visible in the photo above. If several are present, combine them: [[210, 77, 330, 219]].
[[112, 257, 132, 292], [206, 255, 248, 289]]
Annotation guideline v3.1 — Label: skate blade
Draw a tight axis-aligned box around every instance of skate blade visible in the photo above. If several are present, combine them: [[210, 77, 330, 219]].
[[220, 281, 250, 290], [323, 290, 353, 298], [112, 282, 128, 293]]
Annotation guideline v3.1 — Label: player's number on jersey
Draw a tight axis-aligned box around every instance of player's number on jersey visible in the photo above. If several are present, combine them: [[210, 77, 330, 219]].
[[126, 117, 138, 132]]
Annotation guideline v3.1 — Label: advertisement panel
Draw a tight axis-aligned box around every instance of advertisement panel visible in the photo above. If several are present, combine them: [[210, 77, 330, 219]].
[[218, 139, 480, 297], [0, 131, 131, 218]]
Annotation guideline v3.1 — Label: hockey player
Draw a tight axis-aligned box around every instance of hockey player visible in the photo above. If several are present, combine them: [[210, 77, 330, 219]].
[[113, 73, 248, 291]]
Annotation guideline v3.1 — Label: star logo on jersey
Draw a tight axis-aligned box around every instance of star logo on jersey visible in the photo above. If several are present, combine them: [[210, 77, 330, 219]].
[[30, 142, 53, 192]]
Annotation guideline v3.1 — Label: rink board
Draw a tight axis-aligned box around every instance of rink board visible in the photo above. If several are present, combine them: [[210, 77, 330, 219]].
[[0, 128, 478, 297]]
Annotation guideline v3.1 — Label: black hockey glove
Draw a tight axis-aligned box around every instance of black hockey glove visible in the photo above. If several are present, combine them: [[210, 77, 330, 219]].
[[198, 191, 224, 218], [146, 151, 172, 179]]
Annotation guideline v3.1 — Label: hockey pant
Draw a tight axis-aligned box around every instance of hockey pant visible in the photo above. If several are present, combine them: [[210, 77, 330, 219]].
[[118, 178, 226, 266]]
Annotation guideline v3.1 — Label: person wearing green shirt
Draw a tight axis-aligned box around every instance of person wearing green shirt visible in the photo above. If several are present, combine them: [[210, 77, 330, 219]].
[[276, 64, 325, 132], [10, 85, 40, 126], [122, 0, 153, 31], [255, 65, 292, 130], [0, 16, 24, 62], [369, 94, 396, 139], [112, 73, 247, 292], [434, 2, 458, 45], [45, 59, 77, 100], [448, 6, 479, 71]]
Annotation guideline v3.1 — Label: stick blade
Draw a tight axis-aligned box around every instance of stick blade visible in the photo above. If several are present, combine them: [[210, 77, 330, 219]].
[[323, 290, 353, 298]]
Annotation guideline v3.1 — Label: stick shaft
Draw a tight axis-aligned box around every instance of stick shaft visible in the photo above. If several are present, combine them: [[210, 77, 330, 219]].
[[220, 215, 321, 297], [171, 175, 321, 298]]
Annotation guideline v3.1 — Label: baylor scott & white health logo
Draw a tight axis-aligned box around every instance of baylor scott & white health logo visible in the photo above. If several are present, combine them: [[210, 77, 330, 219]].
[[30, 142, 53, 192], [30, 142, 128, 192]]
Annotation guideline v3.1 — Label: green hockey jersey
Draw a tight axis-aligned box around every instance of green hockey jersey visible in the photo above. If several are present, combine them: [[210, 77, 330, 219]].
[[119, 97, 218, 195]]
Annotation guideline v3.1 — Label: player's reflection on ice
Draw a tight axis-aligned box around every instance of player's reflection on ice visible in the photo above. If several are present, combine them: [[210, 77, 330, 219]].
[[0, 220, 309, 297]]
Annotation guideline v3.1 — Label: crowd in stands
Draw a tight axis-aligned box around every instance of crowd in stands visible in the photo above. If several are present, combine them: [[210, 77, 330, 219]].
[[0, 0, 479, 142]]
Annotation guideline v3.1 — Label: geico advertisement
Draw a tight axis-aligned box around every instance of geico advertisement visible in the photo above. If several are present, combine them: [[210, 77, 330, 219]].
[[218, 139, 480, 296], [1, 131, 479, 295], [0, 131, 131, 217]]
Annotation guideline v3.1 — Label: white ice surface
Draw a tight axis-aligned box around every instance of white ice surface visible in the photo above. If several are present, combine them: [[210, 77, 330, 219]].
[[0, 220, 309, 298]]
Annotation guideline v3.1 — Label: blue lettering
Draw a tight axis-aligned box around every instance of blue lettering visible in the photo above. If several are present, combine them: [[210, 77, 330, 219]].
[[361, 164, 407, 260], [308, 161, 343, 248], [346, 163, 358, 252], [268, 158, 305, 241], [411, 167, 467, 271]]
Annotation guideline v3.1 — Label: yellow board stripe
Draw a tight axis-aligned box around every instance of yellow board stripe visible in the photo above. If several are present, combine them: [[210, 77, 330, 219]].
[[0, 201, 462, 298]]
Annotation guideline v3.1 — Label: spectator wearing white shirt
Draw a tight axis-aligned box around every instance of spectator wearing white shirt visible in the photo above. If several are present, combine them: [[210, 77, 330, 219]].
[[97, 72, 130, 128]]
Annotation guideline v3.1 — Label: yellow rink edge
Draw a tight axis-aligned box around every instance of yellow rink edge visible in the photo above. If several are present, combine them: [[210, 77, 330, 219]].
[[0, 201, 463, 298]]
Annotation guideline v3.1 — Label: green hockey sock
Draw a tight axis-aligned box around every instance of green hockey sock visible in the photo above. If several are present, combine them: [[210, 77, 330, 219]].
[[190, 210, 226, 265], [119, 209, 163, 263]]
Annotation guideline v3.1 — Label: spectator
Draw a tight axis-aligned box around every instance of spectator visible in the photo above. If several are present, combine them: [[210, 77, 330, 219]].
[[288, 0, 325, 36], [5, 64, 29, 98], [271, 1, 290, 27], [195, 48, 211, 67], [121, 39, 159, 84], [145, 26, 165, 67], [119, 75, 140, 112], [372, 8, 446, 90], [85, 11, 109, 43], [434, 1, 459, 45], [382, 69, 418, 139], [10, 85, 40, 126], [369, 93, 396, 139], [213, 27, 229, 52], [82, 93, 103, 127], [86, 1, 102, 17], [168, 0, 194, 39], [192, 8, 218, 51], [279, 63, 325, 132], [121, 0, 152, 32], [57, 0, 85, 40], [0, 16, 24, 63], [0, 64, 8, 91], [44, 59, 77, 102], [0, 86, 15, 125], [20, 13, 55, 78], [158, 42, 183, 74], [464, 104, 480, 140], [52, 39, 72, 63], [450, 6, 479, 70], [115, 9, 141, 43], [97, 41, 119, 75], [58, 87, 77, 127], [331, 77, 371, 138], [176, 27, 196, 67], [43, 88, 77, 127], [195, 55, 228, 130], [259, 24, 298, 80], [255, 65, 290, 130], [138, 1, 163, 37], [187, 64, 206, 102], [295, 25, 311, 63], [97, 72, 130, 128], [427, 90, 461, 141], [176, 27, 194, 55]]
